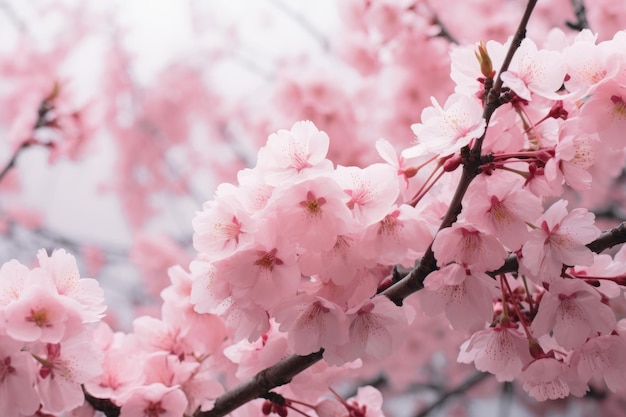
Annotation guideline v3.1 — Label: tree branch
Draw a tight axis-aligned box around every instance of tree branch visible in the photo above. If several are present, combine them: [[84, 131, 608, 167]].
[[414, 372, 489, 417], [565, 0, 590, 31], [0, 142, 30, 183], [196, 350, 323, 417]]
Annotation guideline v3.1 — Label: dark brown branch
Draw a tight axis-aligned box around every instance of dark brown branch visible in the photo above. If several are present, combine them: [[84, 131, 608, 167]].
[[82, 386, 120, 417], [196, 350, 323, 417], [565, 0, 590, 31]]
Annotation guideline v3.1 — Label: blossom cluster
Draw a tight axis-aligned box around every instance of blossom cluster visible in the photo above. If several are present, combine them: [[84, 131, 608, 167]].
[[190, 120, 429, 365], [189, 28, 626, 402], [5, 10, 626, 417], [0, 249, 105, 416]]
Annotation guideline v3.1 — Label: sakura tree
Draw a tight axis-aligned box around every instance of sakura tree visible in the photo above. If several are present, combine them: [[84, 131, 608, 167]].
[[2, 1, 626, 417]]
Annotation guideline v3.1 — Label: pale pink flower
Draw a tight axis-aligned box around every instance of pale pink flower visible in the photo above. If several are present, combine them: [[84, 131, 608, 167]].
[[256, 120, 333, 185], [407, 93, 486, 156], [180, 364, 224, 414], [190, 260, 233, 316], [375, 138, 429, 198], [268, 176, 354, 251], [531, 278, 616, 350], [84, 343, 144, 403], [570, 253, 625, 299], [0, 259, 31, 306], [521, 357, 588, 401], [132, 315, 189, 357], [37, 334, 104, 414], [432, 223, 506, 272], [462, 173, 542, 251], [578, 76, 626, 150], [4, 284, 81, 343], [360, 204, 432, 264], [500, 38, 567, 101], [120, 383, 188, 417], [298, 234, 372, 285], [315, 386, 385, 417], [562, 29, 621, 98], [192, 189, 255, 260], [521, 200, 600, 283], [326, 297, 410, 364], [273, 295, 349, 356], [418, 263, 498, 331], [458, 326, 532, 382], [550, 123, 600, 191], [216, 234, 300, 310], [36, 248, 106, 322], [0, 336, 39, 417], [223, 322, 289, 380], [571, 335, 626, 393], [143, 352, 198, 388], [334, 163, 399, 227]]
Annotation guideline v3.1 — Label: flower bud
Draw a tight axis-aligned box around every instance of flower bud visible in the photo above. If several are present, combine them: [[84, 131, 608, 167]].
[[474, 41, 495, 78]]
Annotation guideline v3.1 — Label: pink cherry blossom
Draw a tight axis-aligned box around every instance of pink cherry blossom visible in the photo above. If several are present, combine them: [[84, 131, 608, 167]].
[[36, 248, 106, 323], [550, 122, 600, 191], [256, 120, 333, 185], [458, 326, 532, 382], [268, 176, 354, 251], [192, 187, 255, 260], [531, 278, 616, 350], [216, 235, 300, 311], [406, 93, 486, 157], [432, 223, 506, 271], [297, 234, 372, 285], [578, 75, 626, 150], [521, 200, 600, 283], [4, 284, 81, 343], [0, 336, 39, 417], [120, 383, 188, 417], [0, 259, 31, 306], [500, 38, 567, 101], [418, 263, 498, 331], [359, 204, 432, 264], [37, 334, 104, 414], [562, 29, 621, 98], [326, 297, 411, 364], [570, 334, 626, 393], [462, 172, 542, 251], [334, 163, 399, 227], [273, 295, 349, 356], [521, 357, 588, 401]]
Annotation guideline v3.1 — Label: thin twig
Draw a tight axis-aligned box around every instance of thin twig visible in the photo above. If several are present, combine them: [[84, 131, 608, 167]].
[[414, 372, 490, 417], [565, 0, 590, 31], [0, 142, 30, 183], [268, 0, 330, 51], [0, 1, 28, 33]]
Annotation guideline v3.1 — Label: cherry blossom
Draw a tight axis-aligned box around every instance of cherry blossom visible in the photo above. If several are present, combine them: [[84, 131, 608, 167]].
[[406, 93, 486, 156], [432, 223, 506, 271], [418, 263, 498, 331], [531, 278, 616, 350], [119, 383, 188, 417], [458, 325, 532, 382], [521, 200, 600, 283]]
